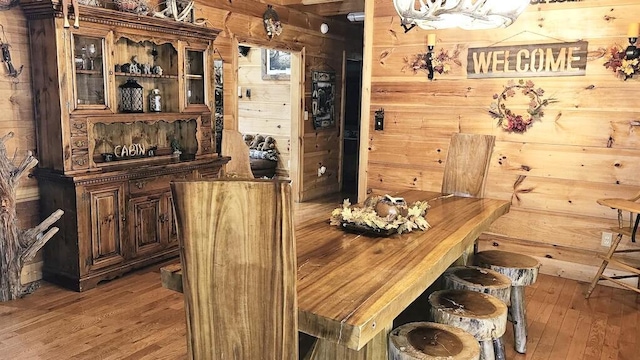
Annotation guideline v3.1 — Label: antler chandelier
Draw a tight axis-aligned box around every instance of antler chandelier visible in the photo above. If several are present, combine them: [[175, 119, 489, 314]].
[[393, 0, 529, 31]]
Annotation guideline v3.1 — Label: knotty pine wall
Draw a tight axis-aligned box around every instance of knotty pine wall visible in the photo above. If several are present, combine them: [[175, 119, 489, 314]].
[[237, 47, 291, 178], [0, 8, 41, 284], [199, 0, 360, 201], [362, 0, 640, 285]]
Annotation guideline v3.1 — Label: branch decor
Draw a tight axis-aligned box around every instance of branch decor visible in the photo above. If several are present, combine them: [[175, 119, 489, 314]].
[[0, 132, 64, 301], [603, 44, 639, 80], [330, 195, 430, 236], [489, 79, 556, 133], [403, 45, 462, 75]]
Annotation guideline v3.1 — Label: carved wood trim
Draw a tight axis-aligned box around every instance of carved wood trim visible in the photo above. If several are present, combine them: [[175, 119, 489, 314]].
[[21, 1, 220, 41], [35, 157, 230, 185]]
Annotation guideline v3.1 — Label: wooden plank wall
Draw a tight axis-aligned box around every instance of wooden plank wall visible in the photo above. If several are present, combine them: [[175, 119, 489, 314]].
[[237, 48, 291, 178], [199, 0, 360, 201], [363, 0, 640, 285], [0, 8, 42, 283]]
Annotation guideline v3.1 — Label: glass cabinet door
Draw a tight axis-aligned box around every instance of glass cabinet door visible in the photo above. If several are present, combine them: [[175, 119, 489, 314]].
[[185, 49, 205, 107], [72, 34, 108, 110]]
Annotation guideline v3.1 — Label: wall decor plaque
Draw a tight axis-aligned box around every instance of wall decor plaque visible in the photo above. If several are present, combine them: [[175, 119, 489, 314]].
[[311, 70, 336, 130], [467, 41, 588, 79]]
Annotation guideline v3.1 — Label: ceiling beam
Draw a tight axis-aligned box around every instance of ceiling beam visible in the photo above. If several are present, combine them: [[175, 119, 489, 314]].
[[273, 0, 343, 5], [302, 0, 343, 4], [290, 0, 364, 16]]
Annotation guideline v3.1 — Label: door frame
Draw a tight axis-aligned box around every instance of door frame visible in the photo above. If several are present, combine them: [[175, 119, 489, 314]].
[[230, 38, 304, 202]]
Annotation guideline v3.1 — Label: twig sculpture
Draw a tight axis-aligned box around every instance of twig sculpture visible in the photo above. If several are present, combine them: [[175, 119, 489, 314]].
[[0, 132, 64, 302]]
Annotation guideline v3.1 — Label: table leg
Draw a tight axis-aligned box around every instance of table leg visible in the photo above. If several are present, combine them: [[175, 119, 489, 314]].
[[304, 324, 392, 360], [453, 242, 476, 266]]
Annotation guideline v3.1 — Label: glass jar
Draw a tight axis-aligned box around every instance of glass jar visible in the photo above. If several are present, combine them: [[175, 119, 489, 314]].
[[149, 89, 161, 112]]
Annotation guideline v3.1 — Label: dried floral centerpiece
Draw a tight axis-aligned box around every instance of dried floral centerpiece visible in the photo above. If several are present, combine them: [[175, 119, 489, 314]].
[[330, 195, 430, 236]]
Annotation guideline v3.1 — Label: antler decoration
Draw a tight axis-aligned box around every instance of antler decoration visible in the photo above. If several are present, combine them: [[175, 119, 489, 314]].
[[0, 25, 22, 79], [393, 0, 529, 31]]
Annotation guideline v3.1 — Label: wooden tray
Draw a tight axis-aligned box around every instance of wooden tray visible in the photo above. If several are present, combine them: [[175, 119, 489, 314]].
[[340, 221, 395, 237]]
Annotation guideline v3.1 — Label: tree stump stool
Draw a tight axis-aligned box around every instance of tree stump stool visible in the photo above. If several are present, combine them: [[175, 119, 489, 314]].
[[475, 250, 541, 354], [443, 266, 512, 360], [389, 322, 480, 360], [429, 289, 507, 360]]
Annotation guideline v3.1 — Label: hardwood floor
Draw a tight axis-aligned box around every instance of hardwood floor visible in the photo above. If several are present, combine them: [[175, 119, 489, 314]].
[[1, 195, 638, 359], [1, 266, 637, 359]]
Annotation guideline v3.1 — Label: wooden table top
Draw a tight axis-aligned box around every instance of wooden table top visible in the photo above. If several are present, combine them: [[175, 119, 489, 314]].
[[161, 190, 510, 352], [295, 190, 510, 350]]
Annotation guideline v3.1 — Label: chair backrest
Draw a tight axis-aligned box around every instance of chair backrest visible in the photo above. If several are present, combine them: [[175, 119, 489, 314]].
[[441, 133, 496, 198], [170, 179, 297, 360], [221, 129, 254, 178]]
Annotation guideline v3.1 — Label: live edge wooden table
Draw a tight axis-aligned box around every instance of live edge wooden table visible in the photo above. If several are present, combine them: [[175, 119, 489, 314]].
[[161, 190, 510, 360]]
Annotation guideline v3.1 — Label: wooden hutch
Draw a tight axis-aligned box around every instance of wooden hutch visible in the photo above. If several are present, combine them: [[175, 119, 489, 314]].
[[21, 1, 229, 291]]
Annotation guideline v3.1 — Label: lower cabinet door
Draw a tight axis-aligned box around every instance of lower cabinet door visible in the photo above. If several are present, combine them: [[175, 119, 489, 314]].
[[163, 192, 178, 247], [129, 195, 165, 258], [88, 183, 126, 271]]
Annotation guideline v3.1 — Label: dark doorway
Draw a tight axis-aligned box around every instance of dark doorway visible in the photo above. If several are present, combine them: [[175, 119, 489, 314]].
[[342, 59, 362, 201]]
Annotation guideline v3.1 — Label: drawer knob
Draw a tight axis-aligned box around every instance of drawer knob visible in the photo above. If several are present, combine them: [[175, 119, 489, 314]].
[[135, 181, 145, 189]]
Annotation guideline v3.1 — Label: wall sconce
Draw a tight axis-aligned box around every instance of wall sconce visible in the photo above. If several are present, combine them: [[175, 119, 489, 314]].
[[626, 23, 640, 60], [426, 34, 436, 80]]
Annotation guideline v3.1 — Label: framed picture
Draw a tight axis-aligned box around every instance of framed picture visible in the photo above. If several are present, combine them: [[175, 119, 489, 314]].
[[261, 49, 291, 80], [311, 70, 336, 130]]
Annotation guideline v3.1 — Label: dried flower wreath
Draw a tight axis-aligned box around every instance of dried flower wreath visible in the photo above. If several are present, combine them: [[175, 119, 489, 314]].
[[489, 79, 556, 133]]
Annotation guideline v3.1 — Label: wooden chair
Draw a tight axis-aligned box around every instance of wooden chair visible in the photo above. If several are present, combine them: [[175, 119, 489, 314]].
[[586, 191, 640, 298], [442, 133, 496, 266], [221, 129, 254, 178], [170, 179, 297, 360], [442, 133, 496, 198]]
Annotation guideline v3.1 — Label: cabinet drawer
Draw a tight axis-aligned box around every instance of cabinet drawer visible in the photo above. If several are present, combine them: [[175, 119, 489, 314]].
[[201, 128, 212, 153], [71, 136, 89, 151], [72, 152, 90, 170], [129, 172, 191, 195], [70, 120, 87, 136]]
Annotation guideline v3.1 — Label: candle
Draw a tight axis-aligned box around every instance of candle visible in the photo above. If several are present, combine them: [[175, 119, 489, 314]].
[[628, 23, 639, 37], [427, 33, 436, 46]]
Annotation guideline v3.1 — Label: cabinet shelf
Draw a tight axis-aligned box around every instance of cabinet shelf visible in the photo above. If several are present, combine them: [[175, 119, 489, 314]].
[[76, 69, 103, 75], [186, 74, 203, 79], [115, 72, 178, 79]]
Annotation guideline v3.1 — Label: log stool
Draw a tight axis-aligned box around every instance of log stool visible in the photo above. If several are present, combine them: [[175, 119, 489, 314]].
[[389, 322, 480, 360], [475, 250, 541, 354], [429, 289, 507, 360], [443, 266, 512, 360]]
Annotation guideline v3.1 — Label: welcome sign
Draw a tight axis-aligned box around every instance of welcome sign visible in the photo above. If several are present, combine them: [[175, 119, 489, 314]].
[[466, 41, 588, 79]]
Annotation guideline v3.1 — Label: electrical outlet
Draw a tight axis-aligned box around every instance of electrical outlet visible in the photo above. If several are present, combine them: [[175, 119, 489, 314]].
[[601, 232, 613, 247]]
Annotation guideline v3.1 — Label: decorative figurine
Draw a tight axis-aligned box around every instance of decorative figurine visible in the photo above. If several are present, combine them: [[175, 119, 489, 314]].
[[152, 65, 163, 75], [62, 0, 80, 28], [171, 139, 182, 154], [263, 5, 282, 39]]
